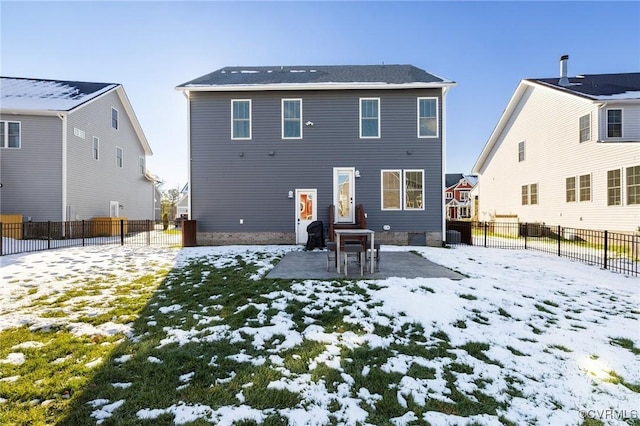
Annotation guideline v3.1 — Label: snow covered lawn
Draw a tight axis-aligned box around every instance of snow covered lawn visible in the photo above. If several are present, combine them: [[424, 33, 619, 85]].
[[0, 244, 638, 425]]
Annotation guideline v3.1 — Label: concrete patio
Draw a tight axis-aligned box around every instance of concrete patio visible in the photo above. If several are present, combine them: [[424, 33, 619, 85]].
[[266, 249, 466, 280]]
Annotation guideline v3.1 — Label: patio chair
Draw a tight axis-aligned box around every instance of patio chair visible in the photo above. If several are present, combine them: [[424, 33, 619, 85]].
[[343, 242, 364, 276], [366, 241, 381, 272]]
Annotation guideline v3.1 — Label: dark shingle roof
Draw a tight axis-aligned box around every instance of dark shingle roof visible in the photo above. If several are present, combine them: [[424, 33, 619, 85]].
[[177, 64, 452, 88], [1, 76, 117, 111], [529, 73, 640, 100]]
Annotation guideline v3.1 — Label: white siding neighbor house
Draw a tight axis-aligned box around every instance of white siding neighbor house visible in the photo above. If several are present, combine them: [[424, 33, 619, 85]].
[[0, 77, 155, 222], [472, 56, 640, 233]]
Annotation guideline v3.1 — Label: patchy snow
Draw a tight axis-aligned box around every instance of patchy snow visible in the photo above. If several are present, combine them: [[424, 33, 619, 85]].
[[0, 244, 638, 425]]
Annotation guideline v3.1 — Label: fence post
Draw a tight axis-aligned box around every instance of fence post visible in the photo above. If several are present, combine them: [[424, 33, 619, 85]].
[[120, 220, 125, 246], [557, 225, 561, 257], [484, 222, 488, 247], [47, 221, 51, 250], [147, 220, 151, 246], [603, 230, 608, 270], [0, 222, 3, 256], [524, 223, 528, 250], [82, 220, 86, 246]]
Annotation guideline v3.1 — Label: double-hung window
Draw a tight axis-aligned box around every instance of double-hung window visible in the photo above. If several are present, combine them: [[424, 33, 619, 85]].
[[139, 156, 145, 175], [115, 146, 123, 168], [404, 170, 424, 209], [231, 100, 251, 139], [607, 169, 621, 206], [417, 97, 438, 138], [529, 183, 538, 205], [579, 174, 591, 201], [607, 109, 622, 138], [0, 121, 20, 148], [579, 113, 590, 143], [360, 98, 380, 138], [566, 177, 576, 202], [282, 99, 302, 139], [521, 185, 529, 205], [111, 107, 119, 130], [92, 137, 99, 160], [381, 169, 424, 210], [518, 141, 525, 162], [627, 165, 640, 205]]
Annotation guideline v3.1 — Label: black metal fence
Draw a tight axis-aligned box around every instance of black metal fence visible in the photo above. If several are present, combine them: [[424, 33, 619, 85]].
[[446, 221, 639, 277], [1, 219, 183, 256]]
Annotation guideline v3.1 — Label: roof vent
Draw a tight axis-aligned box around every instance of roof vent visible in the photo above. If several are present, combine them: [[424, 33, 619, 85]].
[[559, 55, 569, 87]]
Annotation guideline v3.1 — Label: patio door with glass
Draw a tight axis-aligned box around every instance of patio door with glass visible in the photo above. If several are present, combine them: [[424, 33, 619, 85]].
[[296, 189, 317, 244], [333, 167, 355, 223]]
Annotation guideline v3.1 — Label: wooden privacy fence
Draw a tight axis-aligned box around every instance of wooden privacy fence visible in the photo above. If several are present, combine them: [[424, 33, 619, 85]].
[[1, 219, 184, 256], [446, 221, 639, 277]]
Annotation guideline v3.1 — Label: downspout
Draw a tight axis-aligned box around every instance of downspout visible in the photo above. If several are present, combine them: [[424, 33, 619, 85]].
[[441, 86, 450, 246], [58, 113, 68, 222], [183, 90, 192, 220]]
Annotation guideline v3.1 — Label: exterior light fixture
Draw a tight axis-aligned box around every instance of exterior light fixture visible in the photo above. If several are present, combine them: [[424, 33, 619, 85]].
[[288, 191, 294, 198], [268, 151, 275, 156], [355, 170, 361, 178]]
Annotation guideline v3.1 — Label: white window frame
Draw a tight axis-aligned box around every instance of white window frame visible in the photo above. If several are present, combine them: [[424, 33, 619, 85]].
[[566, 176, 576, 203], [579, 173, 591, 202], [627, 165, 640, 205], [521, 185, 529, 205], [115, 146, 123, 168], [0, 121, 21, 149], [282, 99, 302, 139], [403, 169, 425, 210], [231, 99, 252, 140], [579, 113, 590, 143], [92, 136, 99, 160], [518, 141, 525, 162], [606, 108, 622, 138], [139, 156, 145, 175], [417, 97, 439, 138], [111, 107, 119, 130], [74, 127, 85, 139], [381, 169, 402, 211], [445, 192, 453, 200], [530, 183, 538, 205], [360, 98, 380, 139], [607, 168, 622, 206]]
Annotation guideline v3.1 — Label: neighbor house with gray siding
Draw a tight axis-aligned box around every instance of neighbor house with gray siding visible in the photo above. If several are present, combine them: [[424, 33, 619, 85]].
[[176, 64, 455, 246], [472, 57, 640, 233], [0, 77, 155, 222]]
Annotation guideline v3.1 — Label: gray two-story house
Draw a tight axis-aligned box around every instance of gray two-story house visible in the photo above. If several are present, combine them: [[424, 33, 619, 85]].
[[1, 77, 154, 223], [176, 65, 455, 246]]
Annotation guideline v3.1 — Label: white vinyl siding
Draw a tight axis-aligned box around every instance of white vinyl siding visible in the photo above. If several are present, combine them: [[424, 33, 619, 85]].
[[231, 100, 251, 140]]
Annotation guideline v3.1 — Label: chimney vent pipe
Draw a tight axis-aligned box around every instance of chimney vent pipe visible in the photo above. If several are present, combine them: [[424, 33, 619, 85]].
[[559, 55, 570, 87]]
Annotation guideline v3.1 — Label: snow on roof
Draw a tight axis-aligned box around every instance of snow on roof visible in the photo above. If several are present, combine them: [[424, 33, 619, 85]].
[[1, 77, 117, 112]]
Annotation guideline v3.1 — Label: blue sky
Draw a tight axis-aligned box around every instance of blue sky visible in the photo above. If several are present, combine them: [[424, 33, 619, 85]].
[[2, 1, 639, 191]]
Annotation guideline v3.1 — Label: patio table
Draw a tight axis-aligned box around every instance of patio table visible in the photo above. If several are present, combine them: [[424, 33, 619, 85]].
[[334, 228, 376, 274]]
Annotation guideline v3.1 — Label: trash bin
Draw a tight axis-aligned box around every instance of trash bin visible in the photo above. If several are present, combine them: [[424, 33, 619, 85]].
[[182, 220, 197, 247]]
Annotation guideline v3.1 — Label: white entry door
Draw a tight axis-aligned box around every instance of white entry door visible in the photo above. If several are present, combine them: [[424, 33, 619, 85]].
[[295, 189, 317, 244], [333, 167, 355, 223]]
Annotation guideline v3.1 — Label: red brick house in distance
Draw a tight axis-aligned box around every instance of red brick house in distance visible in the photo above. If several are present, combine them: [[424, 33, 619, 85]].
[[445, 174, 478, 220]]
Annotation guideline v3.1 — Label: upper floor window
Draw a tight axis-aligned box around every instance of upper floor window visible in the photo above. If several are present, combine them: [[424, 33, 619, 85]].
[[111, 107, 119, 130], [627, 165, 640, 205], [282, 99, 302, 139], [381, 170, 401, 210], [0, 121, 20, 148], [115, 146, 123, 168], [607, 169, 621, 206], [404, 170, 424, 210], [579, 114, 590, 143], [139, 156, 145, 175], [607, 109, 622, 138], [360, 98, 380, 138], [92, 137, 99, 160], [518, 141, 525, 162], [579, 174, 591, 201], [566, 177, 576, 202], [445, 192, 453, 200], [417, 97, 438, 138], [459, 191, 469, 201], [231, 100, 251, 140]]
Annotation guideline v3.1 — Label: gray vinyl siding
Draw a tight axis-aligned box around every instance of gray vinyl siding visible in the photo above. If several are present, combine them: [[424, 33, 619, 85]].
[[189, 88, 444, 234], [66, 90, 153, 220], [0, 114, 63, 221]]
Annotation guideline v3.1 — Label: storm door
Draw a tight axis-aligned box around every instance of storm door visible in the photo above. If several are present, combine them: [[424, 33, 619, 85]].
[[333, 167, 355, 223]]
